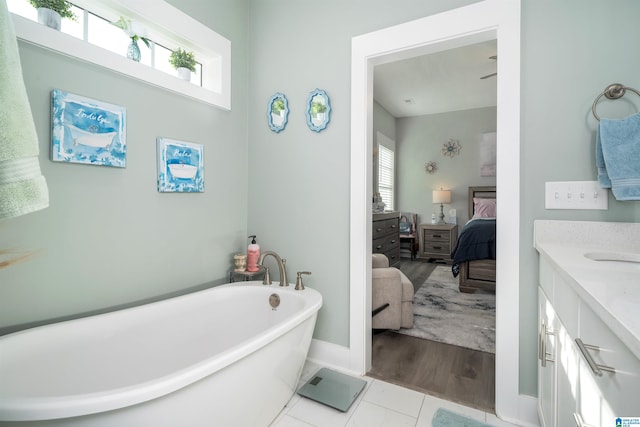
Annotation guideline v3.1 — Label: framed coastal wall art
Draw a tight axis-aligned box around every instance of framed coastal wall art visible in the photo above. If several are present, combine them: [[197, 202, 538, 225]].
[[156, 137, 204, 193], [479, 132, 497, 177], [51, 89, 126, 167]]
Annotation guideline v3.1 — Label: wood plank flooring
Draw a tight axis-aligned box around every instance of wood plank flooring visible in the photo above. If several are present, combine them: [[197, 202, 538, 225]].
[[369, 332, 495, 412], [370, 259, 496, 413]]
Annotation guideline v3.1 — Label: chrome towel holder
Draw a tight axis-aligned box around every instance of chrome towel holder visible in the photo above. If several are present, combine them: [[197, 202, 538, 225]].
[[592, 83, 640, 121]]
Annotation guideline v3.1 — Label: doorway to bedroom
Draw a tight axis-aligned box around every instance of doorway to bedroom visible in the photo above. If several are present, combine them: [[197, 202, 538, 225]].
[[368, 40, 497, 412]]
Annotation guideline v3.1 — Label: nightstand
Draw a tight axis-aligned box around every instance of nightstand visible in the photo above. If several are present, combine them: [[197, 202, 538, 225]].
[[418, 223, 458, 263]]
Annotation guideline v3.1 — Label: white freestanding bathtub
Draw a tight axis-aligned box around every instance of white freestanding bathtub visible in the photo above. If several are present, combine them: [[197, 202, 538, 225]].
[[0, 282, 322, 426]]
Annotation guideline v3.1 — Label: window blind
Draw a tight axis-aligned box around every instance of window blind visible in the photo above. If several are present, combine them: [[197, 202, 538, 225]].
[[378, 144, 394, 211]]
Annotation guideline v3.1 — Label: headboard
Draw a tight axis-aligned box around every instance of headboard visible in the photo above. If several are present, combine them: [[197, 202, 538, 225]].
[[468, 186, 497, 218]]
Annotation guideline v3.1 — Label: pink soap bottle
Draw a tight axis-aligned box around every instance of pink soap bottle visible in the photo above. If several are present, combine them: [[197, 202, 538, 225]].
[[247, 235, 260, 272]]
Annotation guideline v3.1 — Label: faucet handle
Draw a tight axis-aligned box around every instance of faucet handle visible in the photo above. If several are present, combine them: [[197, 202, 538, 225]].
[[295, 271, 311, 290], [262, 267, 272, 285]]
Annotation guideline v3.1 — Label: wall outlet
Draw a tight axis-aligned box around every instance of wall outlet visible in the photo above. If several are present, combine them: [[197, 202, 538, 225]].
[[545, 181, 608, 210]]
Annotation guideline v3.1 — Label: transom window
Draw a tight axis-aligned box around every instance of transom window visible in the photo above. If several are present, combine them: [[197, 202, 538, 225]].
[[8, 0, 230, 109], [7, 0, 203, 86]]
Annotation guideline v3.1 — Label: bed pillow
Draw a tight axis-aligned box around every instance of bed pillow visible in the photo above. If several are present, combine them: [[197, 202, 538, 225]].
[[473, 198, 496, 218]]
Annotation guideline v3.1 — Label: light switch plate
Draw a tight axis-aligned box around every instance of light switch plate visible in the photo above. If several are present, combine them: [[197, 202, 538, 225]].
[[545, 181, 608, 210]]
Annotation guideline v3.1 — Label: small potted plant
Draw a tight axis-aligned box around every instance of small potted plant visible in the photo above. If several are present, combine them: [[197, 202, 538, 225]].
[[113, 17, 151, 62], [169, 48, 196, 81], [27, 0, 76, 30]]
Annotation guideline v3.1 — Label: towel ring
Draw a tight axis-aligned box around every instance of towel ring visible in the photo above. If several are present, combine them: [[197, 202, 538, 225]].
[[592, 83, 640, 121]]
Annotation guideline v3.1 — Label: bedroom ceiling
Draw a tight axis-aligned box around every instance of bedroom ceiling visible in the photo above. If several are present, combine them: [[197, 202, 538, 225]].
[[373, 39, 497, 118]]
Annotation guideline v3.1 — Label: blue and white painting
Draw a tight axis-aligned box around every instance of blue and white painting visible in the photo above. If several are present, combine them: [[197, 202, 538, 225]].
[[51, 89, 126, 167], [156, 137, 204, 193]]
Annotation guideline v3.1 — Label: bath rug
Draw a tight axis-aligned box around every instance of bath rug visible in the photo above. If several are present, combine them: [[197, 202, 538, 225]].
[[432, 408, 494, 426], [396, 266, 495, 353]]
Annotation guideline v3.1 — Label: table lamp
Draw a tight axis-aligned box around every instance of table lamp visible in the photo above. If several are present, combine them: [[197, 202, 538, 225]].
[[432, 189, 451, 225]]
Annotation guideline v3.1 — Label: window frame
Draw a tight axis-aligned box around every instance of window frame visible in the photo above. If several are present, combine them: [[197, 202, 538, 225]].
[[11, 0, 230, 110], [377, 144, 395, 211]]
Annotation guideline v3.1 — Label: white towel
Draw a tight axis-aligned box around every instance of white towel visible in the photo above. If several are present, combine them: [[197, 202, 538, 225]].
[[0, 1, 49, 219]]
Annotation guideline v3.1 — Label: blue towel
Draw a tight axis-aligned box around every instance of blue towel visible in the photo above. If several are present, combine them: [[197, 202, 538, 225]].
[[597, 113, 640, 201], [595, 127, 611, 188]]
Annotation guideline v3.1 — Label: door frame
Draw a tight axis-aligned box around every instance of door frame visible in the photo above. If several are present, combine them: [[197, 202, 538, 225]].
[[349, 0, 528, 423]]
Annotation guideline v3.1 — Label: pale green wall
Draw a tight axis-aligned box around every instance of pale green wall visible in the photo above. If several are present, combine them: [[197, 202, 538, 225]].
[[396, 107, 497, 225], [248, 0, 640, 398], [519, 0, 640, 394], [373, 101, 397, 196], [0, 0, 250, 330], [246, 0, 479, 349], [4, 0, 640, 401]]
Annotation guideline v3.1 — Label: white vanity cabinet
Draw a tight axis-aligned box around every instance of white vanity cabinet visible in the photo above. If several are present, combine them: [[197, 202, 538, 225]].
[[537, 287, 557, 427], [537, 255, 640, 427]]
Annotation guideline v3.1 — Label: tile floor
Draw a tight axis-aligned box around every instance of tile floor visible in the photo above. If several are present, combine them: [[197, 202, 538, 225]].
[[270, 362, 522, 427]]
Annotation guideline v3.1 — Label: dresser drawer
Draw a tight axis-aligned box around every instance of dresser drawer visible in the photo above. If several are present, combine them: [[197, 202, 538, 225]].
[[424, 229, 450, 242], [422, 241, 451, 255], [373, 217, 399, 239], [383, 246, 400, 265], [373, 234, 399, 254]]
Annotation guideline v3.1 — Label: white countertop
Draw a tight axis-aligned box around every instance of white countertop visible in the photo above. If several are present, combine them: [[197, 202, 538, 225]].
[[534, 220, 640, 359]]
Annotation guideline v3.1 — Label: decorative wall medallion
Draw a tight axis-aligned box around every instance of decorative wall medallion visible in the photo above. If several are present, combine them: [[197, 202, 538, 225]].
[[442, 138, 461, 157], [267, 92, 289, 133], [305, 88, 331, 132], [425, 161, 438, 174]]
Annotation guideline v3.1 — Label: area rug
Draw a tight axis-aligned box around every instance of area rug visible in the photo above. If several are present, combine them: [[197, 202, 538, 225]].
[[397, 266, 495, 353], [432, 408, 494, 427]]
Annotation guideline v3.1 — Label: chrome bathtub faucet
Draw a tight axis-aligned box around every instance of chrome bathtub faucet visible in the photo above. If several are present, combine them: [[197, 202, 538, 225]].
[[258, 251, 288, 287]]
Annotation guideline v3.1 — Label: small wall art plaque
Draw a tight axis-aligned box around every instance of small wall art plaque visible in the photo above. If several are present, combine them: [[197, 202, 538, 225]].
[[51, 89, 126, 167], [156, 137, 204, 193]]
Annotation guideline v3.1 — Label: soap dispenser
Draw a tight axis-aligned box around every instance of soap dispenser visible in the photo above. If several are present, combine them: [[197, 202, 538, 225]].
[[247, 235, 260, 272]]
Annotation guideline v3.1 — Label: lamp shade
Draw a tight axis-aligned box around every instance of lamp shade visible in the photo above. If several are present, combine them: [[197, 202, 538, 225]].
[[432, 190, 451, 204]]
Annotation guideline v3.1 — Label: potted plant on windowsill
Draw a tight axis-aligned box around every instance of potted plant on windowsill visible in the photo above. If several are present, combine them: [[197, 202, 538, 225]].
[[27, 0, 76, 31], [169, 48, 196, 81], [113, 17, 151, 62]]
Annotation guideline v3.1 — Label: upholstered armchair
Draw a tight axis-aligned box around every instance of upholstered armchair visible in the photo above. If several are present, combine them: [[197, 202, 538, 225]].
[[372, 253, 414, 330]]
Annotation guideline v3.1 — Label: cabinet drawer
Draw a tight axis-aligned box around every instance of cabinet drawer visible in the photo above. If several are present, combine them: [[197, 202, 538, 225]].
[[423, 242, 451, 254], [373, 235, 399, 253], [424, 229, 450, 242], [576, 301, 640, 420], [383, 246, 400, 266], [372, 218, 399, 239]]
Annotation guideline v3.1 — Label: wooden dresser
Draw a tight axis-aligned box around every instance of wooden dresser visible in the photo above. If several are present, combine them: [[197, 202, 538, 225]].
[[372, 212, 400, 266], [418, 223, 458, 263]]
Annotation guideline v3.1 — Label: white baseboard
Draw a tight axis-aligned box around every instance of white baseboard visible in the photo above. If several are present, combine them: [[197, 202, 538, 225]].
[[497, 394, 540, 427], [306, 338, 360, 376], [517, 395, 540, 427]]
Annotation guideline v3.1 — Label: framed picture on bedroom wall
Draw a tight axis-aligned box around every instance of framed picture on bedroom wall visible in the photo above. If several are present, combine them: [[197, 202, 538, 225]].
[[479, 132, 496, 177]]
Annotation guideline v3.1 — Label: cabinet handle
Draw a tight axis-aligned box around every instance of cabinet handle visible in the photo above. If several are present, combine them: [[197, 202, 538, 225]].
[[391, 224, 396, 228], [433, 234, 442, 238], [575, 338, 616, 376], [573, 412, 596, 427], [390, 239, 396, 244], [433, 246, 442, 250], [376, 245, 382, 250], [376, 227, 382, 232], [539, 321, 555, 367]]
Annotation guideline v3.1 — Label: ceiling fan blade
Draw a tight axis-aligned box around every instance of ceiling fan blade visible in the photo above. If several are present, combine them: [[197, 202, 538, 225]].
[[480, 72, 497, 79]]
